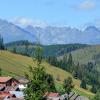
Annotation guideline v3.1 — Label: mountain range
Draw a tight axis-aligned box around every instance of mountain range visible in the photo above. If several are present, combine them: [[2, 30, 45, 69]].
[[0, 18, 100, 45], [0, 19, 36, 43]]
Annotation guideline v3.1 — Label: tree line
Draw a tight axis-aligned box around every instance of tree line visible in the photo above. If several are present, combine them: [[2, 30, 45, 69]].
[[46, 53, 100, 94]]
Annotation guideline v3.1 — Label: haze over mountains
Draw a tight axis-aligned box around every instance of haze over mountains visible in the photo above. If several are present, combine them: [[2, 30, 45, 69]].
[[0, 18, 100, 45], [0, 19, 36, 43]]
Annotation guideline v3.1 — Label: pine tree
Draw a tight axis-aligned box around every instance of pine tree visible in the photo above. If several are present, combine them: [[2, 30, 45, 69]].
[[24, 45, 56, 100], [73, 62, 80, 79], [91, 85, 97, 93], [67, 53, 74, 72], [46, 74, 56, 92], [63, 77, 74, 94], [24, 41, 29, 56], [68, 53, 73, 66], [12, 47, 17, 53], [62, 54, 68, 70], [80, 79, 87, 89], [34, 45, 43, 65], [0, 34, 4, 50], [63, 54, 67, 63]]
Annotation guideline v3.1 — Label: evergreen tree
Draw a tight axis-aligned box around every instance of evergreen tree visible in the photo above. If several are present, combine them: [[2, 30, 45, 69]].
[[34, 45, 43, 65], [24, 45, 56, 100], [67, 53, 74, 72], [67, 53, 73, 66], [72, 71, 78, 79], [63, 54, 67, 63], [46, 74, 56, 92], [24, 41, 29, 56], [47, 56, 58, 67], [24, 66, 49, 100], [63, 77, 74, 94], [62, 54, 68, 70], [80, 79, 87, 89], [12, 47, 17, 53], [91, 85, 97, 93], [0, 34, 5, 50]]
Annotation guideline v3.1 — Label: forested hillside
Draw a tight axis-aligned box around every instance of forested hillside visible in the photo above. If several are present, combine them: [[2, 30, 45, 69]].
[[56, 45, 100, 94], [6, 40, 88, 57]]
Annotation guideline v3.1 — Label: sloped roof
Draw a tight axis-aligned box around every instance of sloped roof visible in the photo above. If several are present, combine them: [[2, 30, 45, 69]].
[[48, 93, 59, 97], [16, 77, 29, 84], [4, 91, 24, 100], [0, 77, 12, 83]]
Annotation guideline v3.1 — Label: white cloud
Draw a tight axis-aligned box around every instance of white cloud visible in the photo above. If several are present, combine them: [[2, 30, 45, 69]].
[[75, 0, 95, 10], [11, 17, 47, 28]]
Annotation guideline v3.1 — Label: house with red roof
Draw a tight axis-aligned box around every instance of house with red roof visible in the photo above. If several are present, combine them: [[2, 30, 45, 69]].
[[47, 92, 60, 100], [0, 77, 19, 87]]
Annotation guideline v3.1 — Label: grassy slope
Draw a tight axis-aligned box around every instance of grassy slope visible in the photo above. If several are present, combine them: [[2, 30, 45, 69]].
[[0, 50, 94, 98]]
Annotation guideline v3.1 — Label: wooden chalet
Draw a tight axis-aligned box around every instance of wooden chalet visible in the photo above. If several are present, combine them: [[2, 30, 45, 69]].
[[0, 77, 19, 86]]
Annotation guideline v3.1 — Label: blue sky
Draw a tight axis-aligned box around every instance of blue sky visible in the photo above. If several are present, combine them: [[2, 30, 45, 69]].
[[0, 0, 100, 29]]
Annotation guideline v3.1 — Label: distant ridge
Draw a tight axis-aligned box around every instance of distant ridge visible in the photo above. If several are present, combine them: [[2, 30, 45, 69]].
[[0, 18, 100, 45], [0, 19, 36, 43], [25, 25, 100, 45]]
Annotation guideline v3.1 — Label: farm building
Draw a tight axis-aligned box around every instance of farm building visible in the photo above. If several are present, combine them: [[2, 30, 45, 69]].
[[3, 91, 24, 100], [46, 92, 89, 100], [0, 77, 19, 92], [0, 77, 19, 86], [17, 77, 29, 90], [46, 92, 60, 100]]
